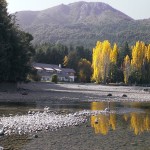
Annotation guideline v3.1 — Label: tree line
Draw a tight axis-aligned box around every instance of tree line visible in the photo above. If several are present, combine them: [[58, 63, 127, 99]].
[[0, 0, 149, 85], [34, 40, 150, 84], [92, 40, 150, 84], [34, 44, 92, 82]]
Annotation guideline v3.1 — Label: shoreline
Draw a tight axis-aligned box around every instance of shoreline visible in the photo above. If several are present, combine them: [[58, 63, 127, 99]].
[[0, 82, 149, 103], [0, 82, 150, 150]]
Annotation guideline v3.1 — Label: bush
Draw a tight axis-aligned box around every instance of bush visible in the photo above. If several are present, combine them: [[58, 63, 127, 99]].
[[27, 69, 41, 81], [51, 74, 58, 83]]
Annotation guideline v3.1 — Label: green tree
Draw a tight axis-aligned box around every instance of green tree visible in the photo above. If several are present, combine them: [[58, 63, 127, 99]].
[[34, 43, 68, 65], [0, 0, 34, 83], [119, 41, 131, 66], [51, 74, 58, 83], [63, 51, 79, 72]]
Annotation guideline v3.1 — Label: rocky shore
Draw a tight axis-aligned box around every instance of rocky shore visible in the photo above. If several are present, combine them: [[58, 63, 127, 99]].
[[0, 82, 150, 102]]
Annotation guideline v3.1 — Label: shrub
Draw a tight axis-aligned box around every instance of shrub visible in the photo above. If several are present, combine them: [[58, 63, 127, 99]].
[[51, 74, 58, 83]]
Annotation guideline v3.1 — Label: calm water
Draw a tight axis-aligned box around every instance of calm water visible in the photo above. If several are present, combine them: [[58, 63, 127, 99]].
[[0, 100, 150, 150]]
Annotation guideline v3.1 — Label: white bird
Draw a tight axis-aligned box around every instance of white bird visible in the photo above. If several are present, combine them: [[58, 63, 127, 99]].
[[104, 102, 110, 112], [44, 106, 50, 112], [104, 107, 110, 111]]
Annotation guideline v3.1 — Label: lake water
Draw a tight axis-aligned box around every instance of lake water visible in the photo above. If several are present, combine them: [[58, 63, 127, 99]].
[[0, 100, 150, 150]]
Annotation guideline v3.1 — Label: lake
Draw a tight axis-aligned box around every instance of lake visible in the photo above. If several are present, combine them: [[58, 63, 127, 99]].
[[0, 100, 149, 150]]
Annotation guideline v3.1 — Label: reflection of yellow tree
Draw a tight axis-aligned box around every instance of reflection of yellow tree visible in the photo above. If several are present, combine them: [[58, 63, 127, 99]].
[[91, 102, 106, 110], [91, 102, 116, 135], [123, 114, 129, 121], [91, 114, 109, 135], [91, 102, 150, 135], [128, 113, 150, 135], [110, 114, 116, 130]]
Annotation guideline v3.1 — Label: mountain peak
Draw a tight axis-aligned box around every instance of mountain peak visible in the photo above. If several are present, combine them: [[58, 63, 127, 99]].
[[16, 1, 133, 27], [15, 1, 150, 47]]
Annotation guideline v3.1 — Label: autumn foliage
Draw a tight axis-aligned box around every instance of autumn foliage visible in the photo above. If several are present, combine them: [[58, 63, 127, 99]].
[[92, 40, 150, 84], [92, 40, 118, 83]]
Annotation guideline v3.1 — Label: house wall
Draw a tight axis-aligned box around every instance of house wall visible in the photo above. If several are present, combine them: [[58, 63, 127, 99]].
[[33, 63, 75, 82]]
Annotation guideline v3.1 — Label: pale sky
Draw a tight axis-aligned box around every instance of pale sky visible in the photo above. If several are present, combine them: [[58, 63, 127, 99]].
[[6, 0, 150, 20]]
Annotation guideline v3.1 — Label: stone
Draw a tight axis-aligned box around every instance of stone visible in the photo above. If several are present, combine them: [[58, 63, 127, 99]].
[[107, 93, 112, 96], [122, 94, 127, 97], [33, 134, 38, 138]]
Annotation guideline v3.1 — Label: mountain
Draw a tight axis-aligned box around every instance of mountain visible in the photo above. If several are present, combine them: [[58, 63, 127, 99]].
[[16, 1, 150, 48]]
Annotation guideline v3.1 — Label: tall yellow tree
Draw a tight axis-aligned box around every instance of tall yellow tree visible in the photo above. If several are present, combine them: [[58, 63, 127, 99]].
[[110, 43, 118, 64], [131, 41, 145, 69], [123, 55, 131, 84], [92, 40, 112, 83], [110, 43, 119, 82], [131, 41, 150, 83], [146, 44, 150, 62], [92, 41, 103, 83]]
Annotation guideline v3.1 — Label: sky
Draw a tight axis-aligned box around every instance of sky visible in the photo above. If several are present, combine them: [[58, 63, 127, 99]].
[[6, 0, 150, 20]]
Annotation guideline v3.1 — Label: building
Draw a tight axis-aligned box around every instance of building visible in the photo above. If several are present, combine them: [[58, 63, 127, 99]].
[[33, 63, 76, 82]]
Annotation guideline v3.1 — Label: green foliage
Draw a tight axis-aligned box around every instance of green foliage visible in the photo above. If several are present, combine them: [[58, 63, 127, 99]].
[[34, 43, 68, 65], [51, 74, 58, 83], [0, 0, 34, 83], [119, 41, 131, 65], [27, 68, 41, 81], [64, 51, 79, 71], [15, 2, 150, 49], [63, 46, 92, 80]]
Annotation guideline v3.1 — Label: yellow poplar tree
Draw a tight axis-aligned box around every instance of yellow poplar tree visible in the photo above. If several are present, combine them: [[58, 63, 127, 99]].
[[123, 55, 131, 84], [63, 56, 68, 67], [131, 41, 146, 82], [146, 44, 150, 62], [131, 41, 150, 83], [110, 43, 118, 64], [92, 40, 112, 83], [110, 43, 119, 82], [92, 41, 103, 83]]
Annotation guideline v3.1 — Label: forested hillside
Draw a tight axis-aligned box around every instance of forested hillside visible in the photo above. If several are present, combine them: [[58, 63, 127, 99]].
[[15, 1, 150, 48]]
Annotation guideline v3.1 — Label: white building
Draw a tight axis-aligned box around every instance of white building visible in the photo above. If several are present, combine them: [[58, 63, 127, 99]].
[[33, 63, 76, 82]]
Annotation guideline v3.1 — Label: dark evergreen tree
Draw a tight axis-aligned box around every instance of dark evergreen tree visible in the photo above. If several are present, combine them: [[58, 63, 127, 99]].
[[34, 43, 68, 65], [0, 0, 34, 83], [119, 41, 131, 65]]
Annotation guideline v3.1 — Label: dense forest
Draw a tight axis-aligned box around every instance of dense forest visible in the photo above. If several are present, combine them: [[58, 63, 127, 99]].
[[0, 0, 34, 83], [34, 40, 150, 84]]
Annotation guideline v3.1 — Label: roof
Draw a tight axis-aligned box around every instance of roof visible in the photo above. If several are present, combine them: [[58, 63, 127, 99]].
[[61, 68, 75, 73], [33, 63, 75, 74], [33, 63, 60, 69], [44, 68, 54, 71]]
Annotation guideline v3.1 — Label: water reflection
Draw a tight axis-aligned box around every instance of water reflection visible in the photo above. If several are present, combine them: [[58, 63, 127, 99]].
[[125, 113, 150, 135], [0, 102, 36, 116], [91, 102, 150, 135]]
